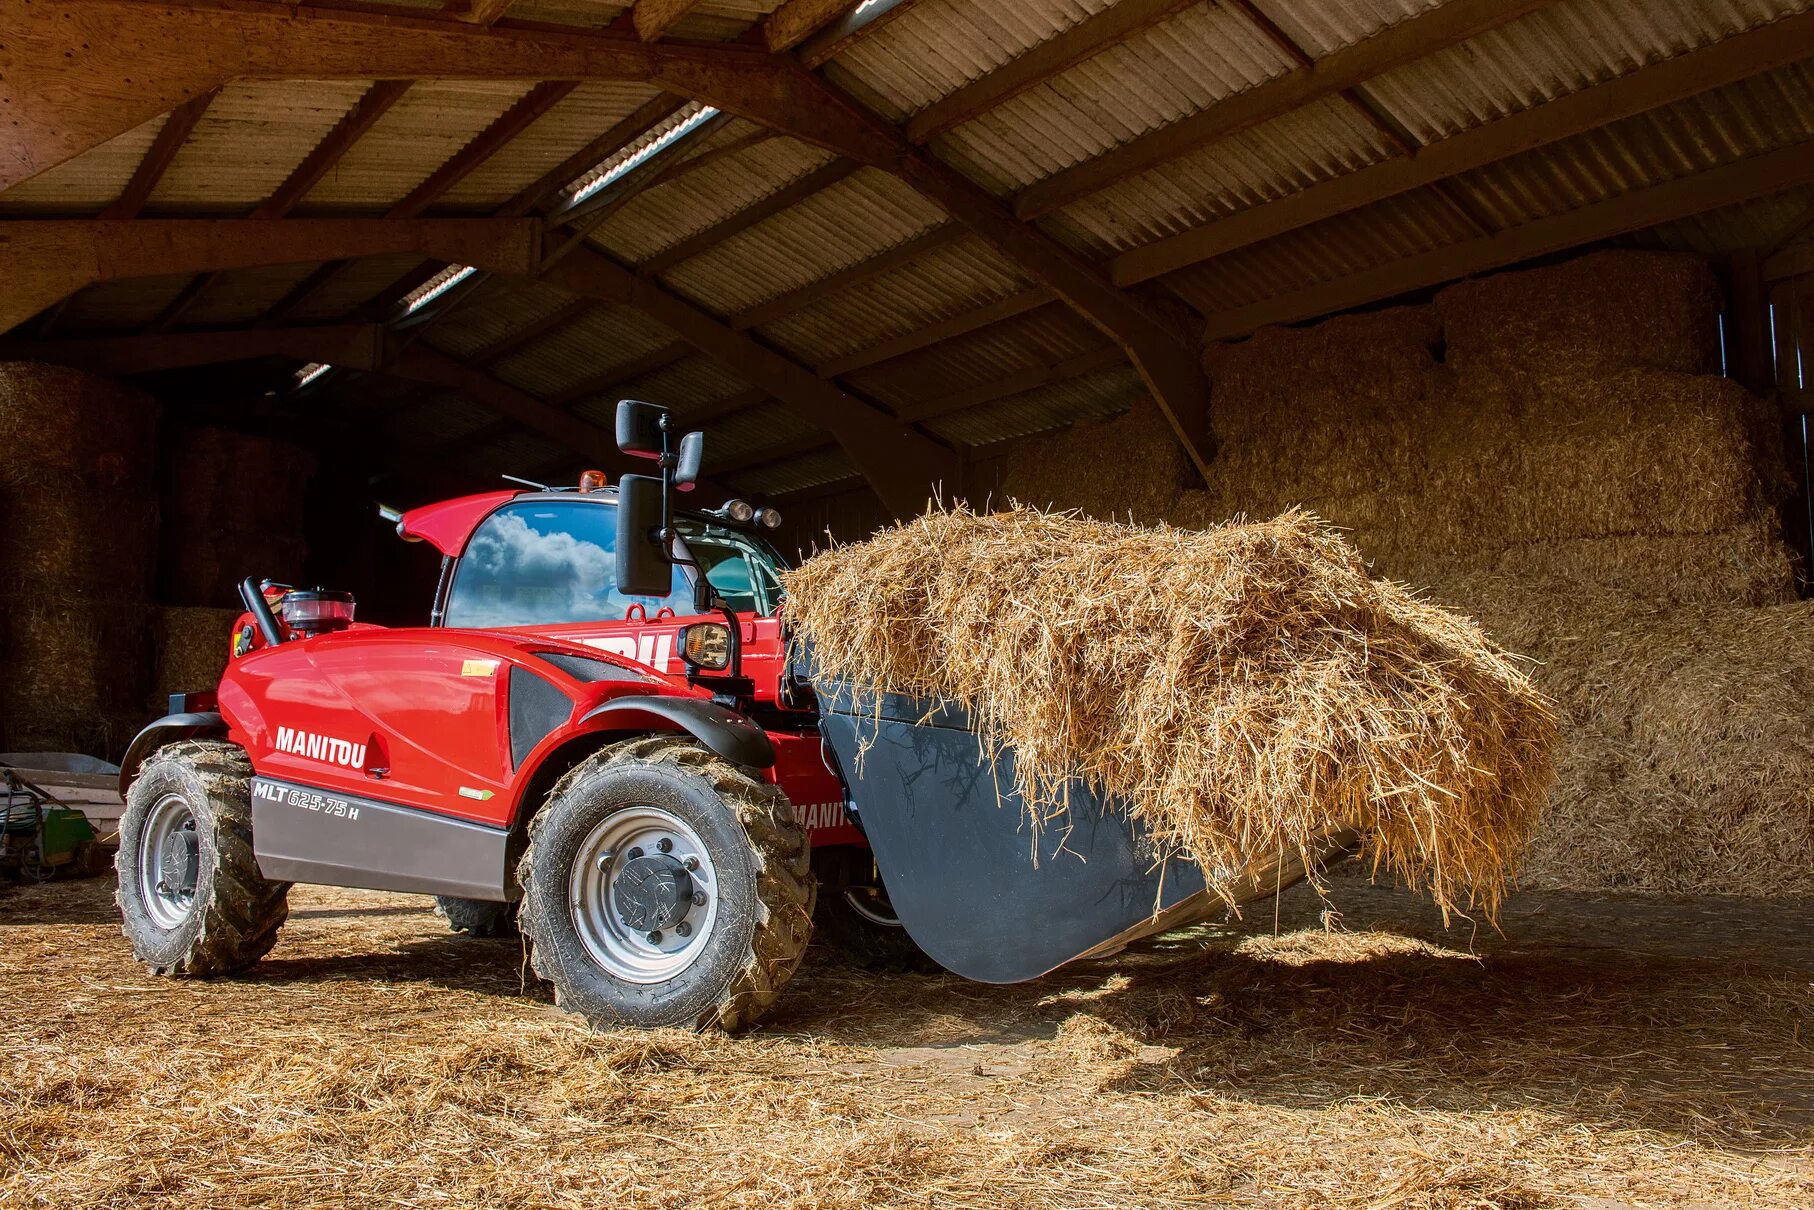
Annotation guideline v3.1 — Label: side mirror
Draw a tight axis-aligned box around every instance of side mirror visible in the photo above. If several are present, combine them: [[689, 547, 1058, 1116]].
[[674, 431, 703, 491], [615, 399, 667, 460], [614, 473, 673, 597]]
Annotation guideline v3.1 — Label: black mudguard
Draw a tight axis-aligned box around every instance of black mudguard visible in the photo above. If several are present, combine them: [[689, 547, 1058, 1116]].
[[814, 681, 1208, 983], [118, 712, 227, 797], [580, 694, 775, 769]]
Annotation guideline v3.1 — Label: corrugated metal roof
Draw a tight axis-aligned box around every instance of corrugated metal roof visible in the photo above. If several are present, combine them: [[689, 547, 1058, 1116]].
[[298, 81, 532, 212], [433, 82, 669, 211], [591, 138, 838, 265], [844, 306, 1107, 410], [758, 234, 1030, 365], [661, 168, 946, 314], [148, 81, 376, 212], [175, 264, 325, 329], [729, 445, 856, 496], [281, 255, 431, 324], [924, 365, 1144, 446], [0, 113, 164, 215]]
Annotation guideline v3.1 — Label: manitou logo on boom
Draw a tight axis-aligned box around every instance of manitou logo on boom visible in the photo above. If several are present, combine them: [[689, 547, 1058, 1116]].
[[273, 726, 367, 770]]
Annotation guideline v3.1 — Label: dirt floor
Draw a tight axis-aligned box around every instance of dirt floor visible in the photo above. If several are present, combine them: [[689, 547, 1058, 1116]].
[[2, 870, 1809, 1209]]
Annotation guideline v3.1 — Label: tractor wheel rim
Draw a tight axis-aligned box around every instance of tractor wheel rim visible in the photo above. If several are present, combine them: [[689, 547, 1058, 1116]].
[[569, 805, 720, 985], [139, 793, 200, 930]]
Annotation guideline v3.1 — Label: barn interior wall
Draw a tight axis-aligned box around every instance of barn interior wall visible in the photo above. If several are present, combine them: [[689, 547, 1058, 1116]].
[[1001, 249, 1814, 899]]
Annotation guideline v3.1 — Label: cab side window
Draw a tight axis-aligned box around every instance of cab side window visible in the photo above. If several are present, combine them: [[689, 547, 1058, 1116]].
[[443, 500, 684, 628]]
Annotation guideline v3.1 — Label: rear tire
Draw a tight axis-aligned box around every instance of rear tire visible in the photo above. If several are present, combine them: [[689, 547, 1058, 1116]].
[[115, 740, 289, 976], [434, 895, 518, 938], [518, 736, 814, 1031]]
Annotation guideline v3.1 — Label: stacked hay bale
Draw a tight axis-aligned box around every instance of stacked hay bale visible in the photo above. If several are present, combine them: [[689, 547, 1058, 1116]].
[[159, 427, 315, 608], [0, 362, 160, 756], [1001, 250, 1811, 897], [150, 606, 242, 707]]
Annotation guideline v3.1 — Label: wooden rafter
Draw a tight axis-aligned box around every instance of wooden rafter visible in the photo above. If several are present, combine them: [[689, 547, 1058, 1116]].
[[0, 219, 539, 333], [501, 94, 691, 219], [548, 339, 693, 408], [1200, 136, 1814, 341], [450, 0, 516, 24], [470, 297, 594, 366], [100, 89, 220, 219], [731, 224, 963, 331], [637, 160, 857, 277], [143, 79, 414, 333], [536, 245, 959, 514], [632, 0, 706, 42], [713, 433, 834, 477], [816, 288, 1051, 378], [1011, 0, 1559, 220], [253, 80, 416, 221], [761, 0, 857, 54], [4, 0, 1215, 483], [895, 345, 1125, 423], [391, 81, 578, 219], [0, 323, 637, 473], [796, 0, 926, 69], [904, 0, 1193, 144], [1110, 9, 1814, 287]]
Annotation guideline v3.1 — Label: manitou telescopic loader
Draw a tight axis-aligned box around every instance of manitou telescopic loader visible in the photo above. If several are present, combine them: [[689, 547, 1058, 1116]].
[[116, 401, 1353, 1030]]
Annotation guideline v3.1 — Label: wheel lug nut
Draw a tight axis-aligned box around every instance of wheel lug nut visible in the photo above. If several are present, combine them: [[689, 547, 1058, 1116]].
[[628, 847, 644, 859], [656, 838, 673, 853], [595, 850, 614, 871], [676, 922, 691, 938], [692, 890, 707, 906], [647, 930, 662, 944], [683, 856, 699, 870]]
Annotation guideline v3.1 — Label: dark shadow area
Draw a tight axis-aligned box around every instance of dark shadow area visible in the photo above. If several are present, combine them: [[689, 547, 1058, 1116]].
[[247, 934, 549, 1004]]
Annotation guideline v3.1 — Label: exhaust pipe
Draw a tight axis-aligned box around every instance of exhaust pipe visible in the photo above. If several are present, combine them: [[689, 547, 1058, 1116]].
[[238, 577, 285, 647]]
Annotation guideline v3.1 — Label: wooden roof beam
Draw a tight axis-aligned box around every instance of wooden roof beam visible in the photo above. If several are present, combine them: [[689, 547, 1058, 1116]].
[[101, 89, 220, 219], [713, 432, 834, 477], [637, 160, 857, 277], [815, 287, 1051, 378], [391, 81, 579, 219], [1202, 136, 1814, 342], [1113, 8, 1814, 287], [470, 296, 595, 367], [905, 0, 1193, 144], [0, 322, 637, 473], [2, 1, 1209, 478], [632, 0, 706, 42], [547, 339, 693, 408], [730, 224, 963, 331], [895, 345, 1125, 423], [761, 0, 858, 54], [1012, 0, 1559, 220], [0, 218, 538, 333], [796, 0, 926, 68], [537, 245, 958, 516]]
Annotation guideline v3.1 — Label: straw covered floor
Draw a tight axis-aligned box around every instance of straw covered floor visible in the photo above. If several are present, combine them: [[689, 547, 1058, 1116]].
[[4, 876, 1809, 1208], [783, 506, 1558, 921]]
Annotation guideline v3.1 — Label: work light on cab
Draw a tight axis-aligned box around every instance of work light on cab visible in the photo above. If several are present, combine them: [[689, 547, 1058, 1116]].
[[681, 622, 732, 670]]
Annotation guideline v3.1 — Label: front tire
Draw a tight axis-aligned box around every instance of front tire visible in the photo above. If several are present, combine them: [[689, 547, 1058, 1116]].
[[115, 740, 289, 976], [518, 736, 814, 1031]]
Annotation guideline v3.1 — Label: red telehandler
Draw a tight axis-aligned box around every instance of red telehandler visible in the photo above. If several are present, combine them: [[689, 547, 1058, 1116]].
[[116, 401, 1351, 1030]]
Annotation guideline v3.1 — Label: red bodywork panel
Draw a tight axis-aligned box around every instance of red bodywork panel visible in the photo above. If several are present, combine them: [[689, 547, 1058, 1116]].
[[397, 491, 522, 557], [218, 485, 862, 847]]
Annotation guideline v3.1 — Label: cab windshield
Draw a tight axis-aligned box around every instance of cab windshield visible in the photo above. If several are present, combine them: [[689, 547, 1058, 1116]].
[[442, 497, 786, 629]]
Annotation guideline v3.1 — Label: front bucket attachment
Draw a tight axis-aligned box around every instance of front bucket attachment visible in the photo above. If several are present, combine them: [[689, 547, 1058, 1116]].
[[815, 680, 1355, 983]]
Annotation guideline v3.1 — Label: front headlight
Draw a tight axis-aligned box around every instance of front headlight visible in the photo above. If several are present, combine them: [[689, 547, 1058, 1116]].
[[680, 622, 732, 670]]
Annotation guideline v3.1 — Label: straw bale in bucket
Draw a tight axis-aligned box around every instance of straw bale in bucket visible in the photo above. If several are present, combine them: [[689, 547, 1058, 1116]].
[[783, 506, 1559, 920]]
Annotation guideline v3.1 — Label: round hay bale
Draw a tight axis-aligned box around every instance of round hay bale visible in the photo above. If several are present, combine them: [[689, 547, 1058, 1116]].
[[0, 361, 160, 482]]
